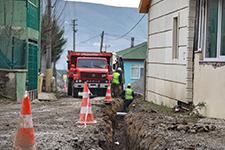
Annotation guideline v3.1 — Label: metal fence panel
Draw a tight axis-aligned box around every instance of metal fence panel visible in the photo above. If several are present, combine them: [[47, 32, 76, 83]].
[[27, 43, 38, 90], [0, 35, 26, 69], [27, 1, 39, 30]]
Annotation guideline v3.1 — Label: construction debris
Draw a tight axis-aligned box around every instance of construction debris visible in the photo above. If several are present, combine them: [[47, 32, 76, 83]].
[[38, 92, 57, 101]]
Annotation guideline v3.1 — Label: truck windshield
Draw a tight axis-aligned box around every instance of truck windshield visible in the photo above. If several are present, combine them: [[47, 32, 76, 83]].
[[77, 59, 107, 68]]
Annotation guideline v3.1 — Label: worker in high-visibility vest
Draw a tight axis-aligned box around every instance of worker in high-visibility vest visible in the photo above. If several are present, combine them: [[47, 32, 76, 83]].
[[121, 83, 135, 112], [111, 67, 122, 97]]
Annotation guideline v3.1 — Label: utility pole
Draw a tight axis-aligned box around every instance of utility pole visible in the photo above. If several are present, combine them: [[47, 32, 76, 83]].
[[46, 0, 53, 92], [100, 31, 104, 52], [131, 37, 135, 48], [72, 19, 78, 51]]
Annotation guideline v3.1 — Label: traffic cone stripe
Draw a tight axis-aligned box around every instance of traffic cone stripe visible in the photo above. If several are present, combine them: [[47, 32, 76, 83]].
[[80, 96, 91, 106], [19, 115, 33, 128], [82, 92, 89, 98], [79, 114, 94, 121], [80, 106, 93, 114], [104, 83, 112, 103], [106, 93, 111, 96]]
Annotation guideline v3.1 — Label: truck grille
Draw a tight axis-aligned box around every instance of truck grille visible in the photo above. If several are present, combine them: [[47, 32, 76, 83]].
[[80, 72, 106, 79]]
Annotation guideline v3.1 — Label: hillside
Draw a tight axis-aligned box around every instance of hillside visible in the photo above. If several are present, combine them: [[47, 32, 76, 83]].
[[56, 1, 147, 69]]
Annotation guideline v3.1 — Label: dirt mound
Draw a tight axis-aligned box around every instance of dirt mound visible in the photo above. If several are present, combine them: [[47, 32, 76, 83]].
[[125, 98, 225, 150]]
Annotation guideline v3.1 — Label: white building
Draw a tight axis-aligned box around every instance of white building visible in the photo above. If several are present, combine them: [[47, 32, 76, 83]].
[[139, 0, 225, 118]]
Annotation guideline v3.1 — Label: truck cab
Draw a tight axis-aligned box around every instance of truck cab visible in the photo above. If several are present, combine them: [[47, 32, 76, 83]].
[[67, 51, 113, 97]]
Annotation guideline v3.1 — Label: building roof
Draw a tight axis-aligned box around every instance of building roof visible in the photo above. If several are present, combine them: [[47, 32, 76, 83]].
[[117, 42, 147, 60], [139, 0, 151, 13]]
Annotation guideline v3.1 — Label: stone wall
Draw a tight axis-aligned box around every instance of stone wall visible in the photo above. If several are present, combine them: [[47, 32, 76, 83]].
[[0, 69, 26, 101]]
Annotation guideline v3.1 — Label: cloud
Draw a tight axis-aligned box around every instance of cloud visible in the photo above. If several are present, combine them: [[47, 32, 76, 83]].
[[64, 0, 140, 8]]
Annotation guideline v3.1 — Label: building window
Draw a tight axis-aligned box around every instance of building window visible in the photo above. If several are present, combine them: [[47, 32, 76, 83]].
[[131, 64, 144, 79], [172, 16, 179, 59], [198, 0, 225, 61]]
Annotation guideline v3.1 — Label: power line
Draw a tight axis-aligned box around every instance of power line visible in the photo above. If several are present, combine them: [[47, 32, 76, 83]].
[[52, 0, 59, 8], [114, 14, 146, 41], [78, 34, 101, 45], [105, 32, 145, 42], [105, 33, 131, 41], [55, 1, 67, 21]]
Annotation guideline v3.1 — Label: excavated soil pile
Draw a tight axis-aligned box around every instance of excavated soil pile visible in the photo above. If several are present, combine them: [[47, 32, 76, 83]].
[[125, 98, 225, 150]]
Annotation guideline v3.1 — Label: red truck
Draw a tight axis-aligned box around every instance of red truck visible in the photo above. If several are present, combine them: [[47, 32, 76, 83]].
[[67, 51, 113, 97]]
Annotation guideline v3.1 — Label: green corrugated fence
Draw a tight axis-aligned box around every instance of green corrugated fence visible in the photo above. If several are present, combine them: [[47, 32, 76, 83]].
[[0, 36, 26, 69], [27, 1, 39, 30], [27, 43, 38, 90]]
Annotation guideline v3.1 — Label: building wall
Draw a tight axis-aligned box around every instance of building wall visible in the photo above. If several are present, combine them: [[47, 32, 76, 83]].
[[0, 0, 40, 100], [124, 60, 144, 86], [146, 0, 196, 107], [0, 0, 27, 27], [194, 53, 225, 119], [0, 69, 26, 101]]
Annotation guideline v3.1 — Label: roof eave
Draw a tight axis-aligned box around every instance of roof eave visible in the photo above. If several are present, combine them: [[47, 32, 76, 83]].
[[139, 0, 150, 13]]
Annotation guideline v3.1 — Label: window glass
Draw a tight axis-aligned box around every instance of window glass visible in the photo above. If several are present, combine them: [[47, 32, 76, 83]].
[[77, 59, 106, 68], [221, 0, 225, 55], [131, 65, 139, 79], [206, 0, 218, 58], [172, 17, 179, 59]]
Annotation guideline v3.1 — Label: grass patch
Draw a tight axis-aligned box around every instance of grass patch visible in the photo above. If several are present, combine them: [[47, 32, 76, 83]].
[[134, 98, 199, 123], [134, 98, 173, 115]]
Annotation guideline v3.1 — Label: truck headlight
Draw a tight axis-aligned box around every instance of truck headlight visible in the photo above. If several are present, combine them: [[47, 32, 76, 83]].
[[102, 74, 106, 78]]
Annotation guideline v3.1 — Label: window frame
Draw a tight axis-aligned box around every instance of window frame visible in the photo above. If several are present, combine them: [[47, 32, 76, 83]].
[[198, 0, 225, 61], [131, 64, 144, 80]]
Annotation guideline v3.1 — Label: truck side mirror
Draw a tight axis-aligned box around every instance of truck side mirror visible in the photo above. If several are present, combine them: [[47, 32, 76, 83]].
[[113, 64, 116, 70]]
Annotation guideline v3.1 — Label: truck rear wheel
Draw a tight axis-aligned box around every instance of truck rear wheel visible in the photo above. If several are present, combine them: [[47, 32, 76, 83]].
[[67, 78, 73, 96]]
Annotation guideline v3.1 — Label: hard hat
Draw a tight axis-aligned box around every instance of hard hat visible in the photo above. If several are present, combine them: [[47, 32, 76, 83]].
[[117, 67, 122, 71], [127, 83, 131, 87]]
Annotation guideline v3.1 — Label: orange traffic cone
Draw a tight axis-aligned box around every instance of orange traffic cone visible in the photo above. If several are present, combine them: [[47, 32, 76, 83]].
[[14, 91, 36, 150], [104, 83, 112, 103], [79, 82, 96, 125]]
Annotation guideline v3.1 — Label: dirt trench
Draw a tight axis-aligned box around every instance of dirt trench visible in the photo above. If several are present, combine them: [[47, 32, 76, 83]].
[[96, 97, 131, 150], [102, 97, 225, 150]]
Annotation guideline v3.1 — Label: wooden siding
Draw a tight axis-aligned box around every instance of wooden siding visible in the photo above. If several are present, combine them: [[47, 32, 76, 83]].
[[146, 0, 196, 105]]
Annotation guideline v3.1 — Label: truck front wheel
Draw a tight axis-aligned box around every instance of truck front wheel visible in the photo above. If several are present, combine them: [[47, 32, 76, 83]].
[[72, 87, 79, 98], [67, 78, 73, 96]]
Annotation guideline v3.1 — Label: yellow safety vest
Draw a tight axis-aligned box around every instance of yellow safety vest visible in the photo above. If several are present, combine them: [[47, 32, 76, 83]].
[[125, 88, 133, 100], [112, 72, 120, 85]]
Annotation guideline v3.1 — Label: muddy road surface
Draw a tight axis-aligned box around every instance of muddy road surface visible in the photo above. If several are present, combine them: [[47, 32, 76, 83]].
[[0, 96, 115, 150]]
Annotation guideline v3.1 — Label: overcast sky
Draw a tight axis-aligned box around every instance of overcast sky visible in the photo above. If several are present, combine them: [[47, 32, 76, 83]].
[[65, 0, 140, 8]]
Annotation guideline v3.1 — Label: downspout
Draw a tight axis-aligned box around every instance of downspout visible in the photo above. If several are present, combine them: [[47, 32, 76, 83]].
[[144, 12, 149, 101], [192, 0, 200, 104]]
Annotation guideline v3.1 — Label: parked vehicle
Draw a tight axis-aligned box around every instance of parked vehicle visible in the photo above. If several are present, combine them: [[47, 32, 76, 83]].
[[67, 51, 113, 97]]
